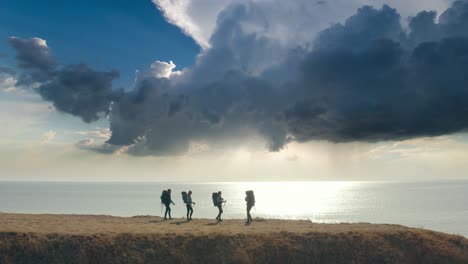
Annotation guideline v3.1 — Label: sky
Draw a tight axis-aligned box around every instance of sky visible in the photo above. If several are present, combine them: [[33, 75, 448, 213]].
[[1, 0, 468, 182]]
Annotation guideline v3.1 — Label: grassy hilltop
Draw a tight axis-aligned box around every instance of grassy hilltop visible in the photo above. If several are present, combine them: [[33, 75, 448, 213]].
[[0, 214, 467, 264]]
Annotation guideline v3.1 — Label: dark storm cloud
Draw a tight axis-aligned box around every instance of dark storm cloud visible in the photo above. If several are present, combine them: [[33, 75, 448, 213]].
[[313, 5, 403, 51], [7, 37, 56, 82], [8, 37, 119, 123], [408, 0, 468, 44], [283, 2, 468, 143], [39, 64, 119, 123], [8, 1, 468, 155]]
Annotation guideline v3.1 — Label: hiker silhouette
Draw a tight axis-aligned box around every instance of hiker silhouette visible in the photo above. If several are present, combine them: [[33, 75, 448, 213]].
[[161, 189, 175, 220], [182, 190, 195, 221], [245, 190, 255, 224], [214, 191, 226, 222]]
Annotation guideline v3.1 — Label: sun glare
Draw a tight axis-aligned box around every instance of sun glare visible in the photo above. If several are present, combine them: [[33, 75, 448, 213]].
[[235, 181, 356, 219]]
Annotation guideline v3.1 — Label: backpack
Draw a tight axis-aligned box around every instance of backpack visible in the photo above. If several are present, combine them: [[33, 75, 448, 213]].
[[212, 192, 219, 206], [160, 190, 169, 204], [182, 191, 188, 204], [246, 190, 255, 206]]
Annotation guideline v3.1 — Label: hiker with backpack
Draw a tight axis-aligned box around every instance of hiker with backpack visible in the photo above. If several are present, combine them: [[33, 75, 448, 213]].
[[182, 190, 195, 221], [245, 190, 255, 224], [213, 191, 226, 222], [161, 189, 175, 220]]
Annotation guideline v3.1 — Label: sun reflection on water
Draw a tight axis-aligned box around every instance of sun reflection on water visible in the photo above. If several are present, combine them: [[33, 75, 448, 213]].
[[232, 181, 358, 220]]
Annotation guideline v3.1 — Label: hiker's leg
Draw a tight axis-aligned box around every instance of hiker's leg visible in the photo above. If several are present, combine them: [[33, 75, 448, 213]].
[[164, 204, 169, 219], [168, 205, 172, 219], [217, 205, 222, 220], [187, 204, 193, 219]]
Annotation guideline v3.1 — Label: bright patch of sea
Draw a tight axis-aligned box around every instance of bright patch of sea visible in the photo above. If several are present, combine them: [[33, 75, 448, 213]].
[[0, 180, 466, 237]]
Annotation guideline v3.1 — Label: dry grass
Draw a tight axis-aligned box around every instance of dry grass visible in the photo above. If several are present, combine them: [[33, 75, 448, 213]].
[[0, 213, 466, 264]]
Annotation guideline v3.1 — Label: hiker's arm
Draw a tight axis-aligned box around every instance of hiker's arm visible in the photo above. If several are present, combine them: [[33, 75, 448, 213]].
[[171, 200, 175, 205]]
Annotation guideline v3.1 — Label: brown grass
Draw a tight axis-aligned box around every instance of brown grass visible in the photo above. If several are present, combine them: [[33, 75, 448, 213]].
[[0, 213, 466, 264]]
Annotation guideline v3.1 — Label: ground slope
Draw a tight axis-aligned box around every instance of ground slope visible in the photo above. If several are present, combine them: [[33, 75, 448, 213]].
[[0, 214, 466, 263]]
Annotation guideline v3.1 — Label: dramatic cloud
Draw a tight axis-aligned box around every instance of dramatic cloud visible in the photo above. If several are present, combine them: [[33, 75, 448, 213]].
[[153, 0, 217, 49], [7, 37, 55, 83], [283, 2, 468, 143], [153, 0, 450, 50], [8, 37, 120, 123], [8, 1, 468, 156], [38, 64, 118, 123]]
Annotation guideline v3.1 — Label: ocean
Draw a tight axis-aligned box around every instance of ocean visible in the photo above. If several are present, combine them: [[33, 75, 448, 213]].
[[0, 180, 467, 237]]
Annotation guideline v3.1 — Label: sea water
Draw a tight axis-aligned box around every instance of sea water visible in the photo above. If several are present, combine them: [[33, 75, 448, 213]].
[[0, 180, 467, 237]]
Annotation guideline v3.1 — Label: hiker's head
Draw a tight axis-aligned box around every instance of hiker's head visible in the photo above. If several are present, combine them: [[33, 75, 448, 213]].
[[168, 189, 171, 194], [218, 191, 222, 195], [188, 190, 192, 195]]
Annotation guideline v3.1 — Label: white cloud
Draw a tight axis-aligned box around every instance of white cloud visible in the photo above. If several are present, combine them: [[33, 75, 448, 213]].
[[30, 37, 48, 48], [9, 36, 48, 48], [40, 130, 56, 143], [75, 128, 111, 140], [0, 72, 18, 92], [75, 138, 127, 155], [0, 72, 41, 93], [365, 136, 457, 161], [153, 0, 450, 50], [135, 60, 182, 83], [153, 0, 227, 49], [34, 38, 47, 47]]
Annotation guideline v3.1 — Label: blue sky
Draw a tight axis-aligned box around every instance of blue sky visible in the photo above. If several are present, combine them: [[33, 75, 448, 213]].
[[0, 0, 199, 88]]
